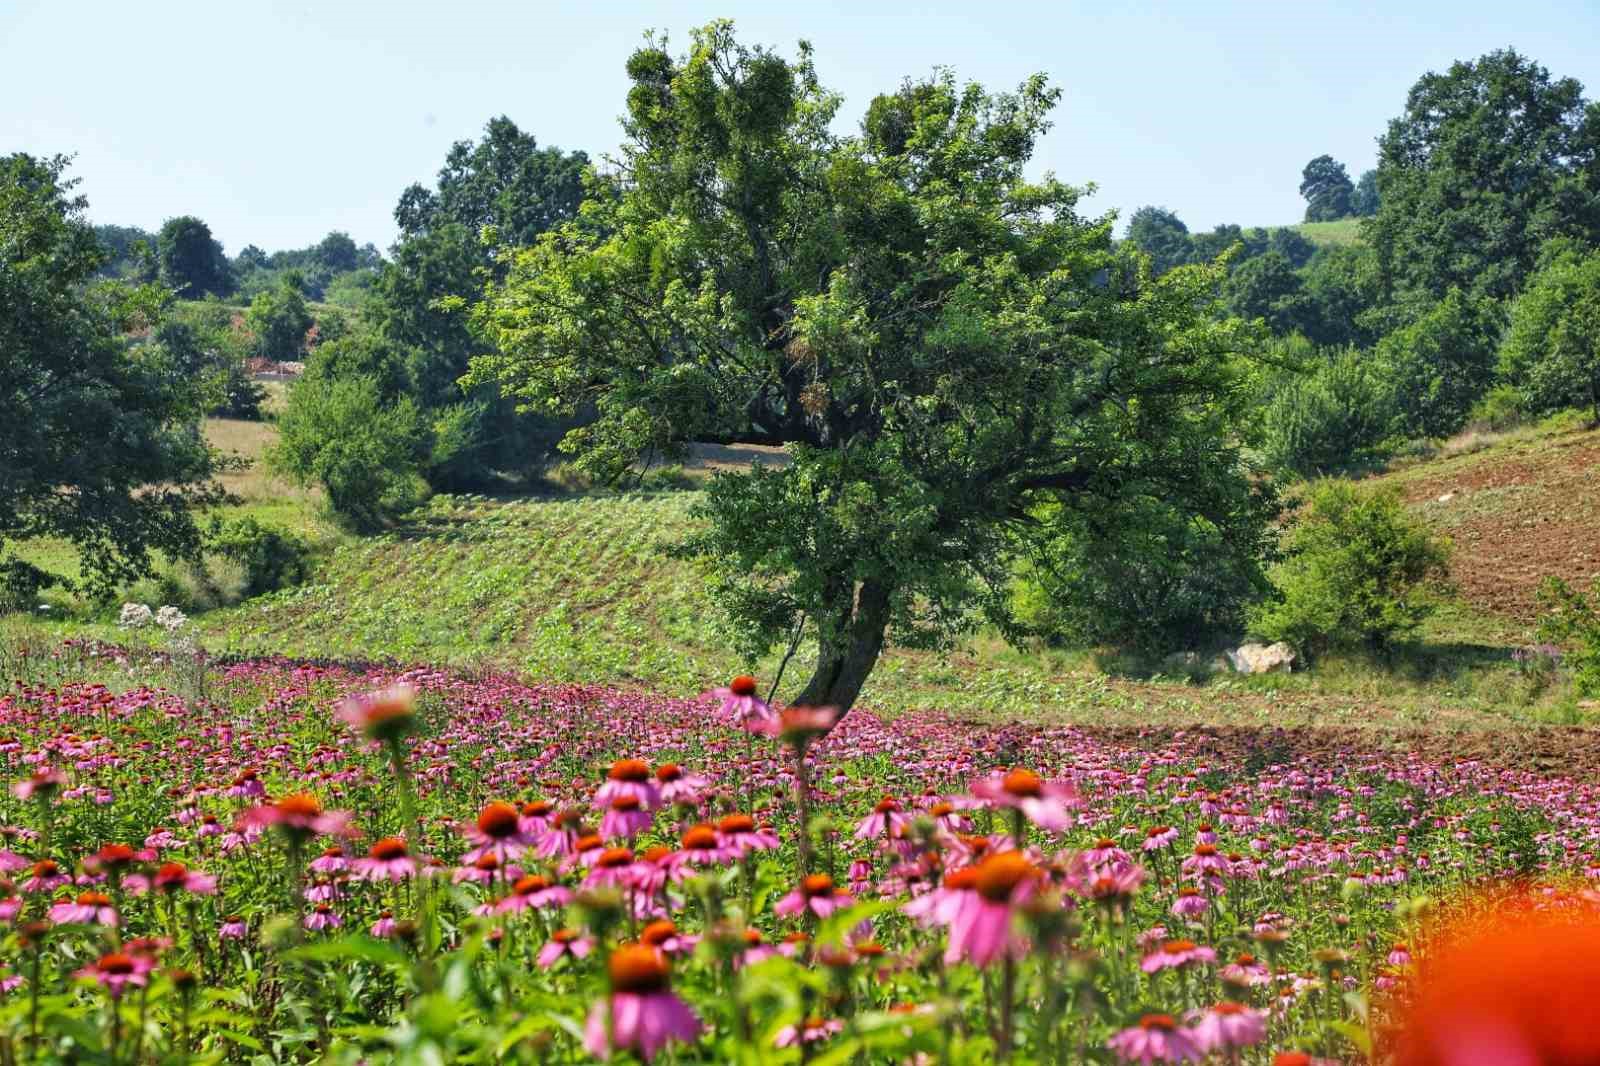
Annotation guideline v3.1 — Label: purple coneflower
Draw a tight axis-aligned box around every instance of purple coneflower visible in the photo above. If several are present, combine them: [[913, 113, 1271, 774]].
[[496, 873, 573, 914], [1141, 938, 1218, 973], [854, 796, 909, 841], [1107, 1014, 1204, 1064], [1188, 1002, 1266, 1054], [303, 902, 341, 931], [715, 813, 780, 856], [49, 890, 118, 927], [775, 874, 853, 920], [653, 764, 709, 806], [77, 952, 154, 999], [710, 675, 775, 730], [775, 1016, 844, 1048], [21, 859, 70, 894], [461, 801, 537, 863], [595, 760, 662, 812], [537, 928, 595, 968], [946, 851, 1039, 967], [600, 794, 654, 840], [968, 768, 1080, 832], [582, 944, 702, 1061], [352, 837, 417, 881]]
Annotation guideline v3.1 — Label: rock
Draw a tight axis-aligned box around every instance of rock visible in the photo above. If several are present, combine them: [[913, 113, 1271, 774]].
[[1437, 492, 1456, 503], [1226, 642, 1297, 674]]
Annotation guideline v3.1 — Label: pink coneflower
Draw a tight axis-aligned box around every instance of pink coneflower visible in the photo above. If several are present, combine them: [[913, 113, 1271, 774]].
[[710, 675, 775, 730], [1387, 941, 1412, 967], [640, 919, 698, 958], [0, 849, 27, 873], [1189, 1002, 1266, 1053], [0, 970, 21, 995], [670, 824, 734, 879], [583, 944, 702, 1061], [310, 845, 348, 874], [219, 915, 247, 941], [241, 793, 353, 843], [760, 705, 839, 746], [653, 764, 709, 806], [925, 800, 969, 833], [49, 890, 118, 927], [1194, 822, 1219, 846], [370, 911, 397, 938], [496, 874, 573, 914], [126, 861, 217, 897], [1085, 837, 1133, 870], [586, 847, 645, 891], [534, 809, 587, 860], [77, 952, 154, 999], [336, 683, 418, 743], [1141, 938, 1218, 973], [904, 865, 978, 928], [462, 801, 538, 863], [21, 859, 70, 894], [536, 928, 595, 968], [1220, 952, 1271, 988], [776, 874, 853, 920], [352, 837, 417, 881], [454, 853, 506, 885], [716, 814, 780, 856], [12, 768, 66, 801], [600, 794, 654, 841], [1144, 825, 1179, 851], [968, 769, 1080, 832], [519, 799, 555, 836], [855, 796, 910, 842], [946, 851, 1039, 967], [1181, 843, 1229, 880], [1107, 1014, 1204, 1064], [775, 1016, 845, 1048], [596, 760, 662, 812], [226, 769, 266, 799], [1170, 886, 1209, 919], [304, 903, 341, 931], [1084, 862, 1148, 907], [737, 928, 778, 967]]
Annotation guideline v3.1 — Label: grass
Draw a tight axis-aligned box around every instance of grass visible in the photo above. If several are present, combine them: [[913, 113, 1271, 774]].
[[10, 408, 1599, 733], [1287, 218, 1365, 246]]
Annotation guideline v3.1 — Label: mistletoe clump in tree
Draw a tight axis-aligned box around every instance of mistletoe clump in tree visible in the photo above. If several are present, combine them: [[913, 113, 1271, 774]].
[[471, 23, 1276, 712]]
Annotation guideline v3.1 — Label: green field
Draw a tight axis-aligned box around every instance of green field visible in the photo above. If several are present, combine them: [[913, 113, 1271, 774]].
[[1286, 217, 1365, 246]]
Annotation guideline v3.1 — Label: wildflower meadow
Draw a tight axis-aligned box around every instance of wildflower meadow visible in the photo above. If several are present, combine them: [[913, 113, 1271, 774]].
[[2, 642, 1597, 1063]]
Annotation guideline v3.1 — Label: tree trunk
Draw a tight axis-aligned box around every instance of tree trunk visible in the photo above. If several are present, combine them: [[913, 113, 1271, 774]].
[[793, 579, 892, 715]]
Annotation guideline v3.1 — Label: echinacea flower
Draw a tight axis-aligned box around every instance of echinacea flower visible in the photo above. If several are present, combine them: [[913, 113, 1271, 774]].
[[241, 794, 354, 843], [775, 1016, 845, 1048], [336, 683, 418, 743], [303, 903, 341, 931], [775, 874, 852, 920], [1141, 938, 1218, 974], [716, 814, 781, 856], [596, 760, 662, 812], [352, 837, 417, 881], [12, 769, 66, 801], [640, 919, 697, 958], [968, 769, 1080, 832], [709, 675, 774, 730], [1188, 1002, 1266, 1053], [496, 873, 573, 914], [760, 706, 839, 747], [219, 915, 247, 941], [670, 824, 733, 879], [77, 952, 154, 998], [536, 928, 594, 968], [854, 797, 909, 841], [49, 890, 118, 927], [1107, 1014, 1204, 1064], [946, 851, 1040, 967], [21, 859, 69, 894], [583, 943, 702, 1061], [654, 764, 709, 806], [462, 801, 538, 863], [600, 794, 654, 840]]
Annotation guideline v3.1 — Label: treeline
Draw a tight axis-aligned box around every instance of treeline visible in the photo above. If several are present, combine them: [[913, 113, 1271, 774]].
[[1127, 49, 1600, 479]]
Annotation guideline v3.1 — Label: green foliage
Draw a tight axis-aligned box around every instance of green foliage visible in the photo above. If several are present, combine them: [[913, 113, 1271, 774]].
[[1298, 244, 1383, 347], [1124, 206, 1191, 276], [1369, 48, 1600, 302], [1376, 289, 1503, 438], [151, 315, 266, 419], [269, 373, 429, 531], [204, 515, 312, 596], [2, 153, 224, 599], [1300, 154, 1355, 221], [156, 214, 233, 298], [244, 272, 315, 361], [1500, 242, 1600, 420], [1224, 250, 1309, 335], [1250, 482, 1451, 655], [1464, 383, 1528, 432], [1351, 169, 1380, 217], [1260, 347, 1396, 477], [471, 23, 1274, 711], [231, 229, 383, 302], [1536, 575, 1600, 697], [92, 222, 157, 279]]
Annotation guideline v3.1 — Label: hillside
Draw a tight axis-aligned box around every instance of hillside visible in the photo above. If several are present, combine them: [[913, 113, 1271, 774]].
[[1288, 218, 1364, 246]]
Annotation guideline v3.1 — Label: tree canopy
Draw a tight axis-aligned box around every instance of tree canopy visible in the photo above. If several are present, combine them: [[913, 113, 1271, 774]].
[[1, 154, 221, 602], [471, 23, 1276, 712], [157, 215, 233, 299], [1300, 154, 1354, 221]]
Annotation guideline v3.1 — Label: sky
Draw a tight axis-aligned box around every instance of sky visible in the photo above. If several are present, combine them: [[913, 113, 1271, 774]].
[[6, 0, 1599, 255]]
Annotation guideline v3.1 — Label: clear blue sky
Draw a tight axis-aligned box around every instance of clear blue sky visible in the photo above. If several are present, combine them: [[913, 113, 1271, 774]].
[[6, 0, 1598, 254]]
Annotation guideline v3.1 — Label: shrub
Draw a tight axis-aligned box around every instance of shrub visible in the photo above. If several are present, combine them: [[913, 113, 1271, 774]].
[[1260, 349, 1395, 478], [1535, 576, 1600, 698], [1464, 384, 1527, 433], [269, 373, 429, 531], [1500, 243, 1600, 422], [204, 516, 312, 596], [1375, 289, 1502, 439], [1248, 482, 1451, 656]]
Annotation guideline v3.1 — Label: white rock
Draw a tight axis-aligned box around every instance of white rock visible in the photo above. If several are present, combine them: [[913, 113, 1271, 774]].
[[1437, 492, 1455, 503], [1226, 642, 1297, 674]]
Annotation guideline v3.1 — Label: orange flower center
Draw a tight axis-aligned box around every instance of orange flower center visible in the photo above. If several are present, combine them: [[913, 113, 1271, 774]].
[[718, 814, 755, 834], [1195, 843, 1218, 856], [654, 763, 682, 782], [1095, 838, 1118, 849], [608, 943, 670, 994], [276, 793, 323, 818], [513, 875, 550, 895], [729, 675, 758, 697], [522, 800, 552, 818], [98, 953, 135, 976], [1163, 939, 1198, 953], [610, 794, 642, 812], [930, 802, 954, 817], [597, 847, 635, 868], [607, 759, 651, 783], [574, 834, 603, 854], [975, 851, 1037, 903], [1214, 1002, 1248, 1016], [1001, 768, 1042, 797], [681, 825, 718, 851], [801, 874, 835, 897], [1140, 1014, 1177, 1031], [874, 797, 900, 814], [476, 802, 521, 839], [369, 837, 408, 861], [641, 920, 678, 947]]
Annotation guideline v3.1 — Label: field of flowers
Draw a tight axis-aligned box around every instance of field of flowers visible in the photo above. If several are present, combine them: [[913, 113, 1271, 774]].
[[1, 641, 1597, 1063]]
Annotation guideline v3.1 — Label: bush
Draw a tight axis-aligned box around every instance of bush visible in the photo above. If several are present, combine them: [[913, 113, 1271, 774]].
[[1464, 384, 1527, 433], [1248, 482, 1451, 656], [1260, 349, 1395, 478], [1500, 243, 1600, 422], [269, 373, 430, 531], [1375, 289, 1502, 439], [1535, 576, 1600, 698], [204, 516, 312, 596]]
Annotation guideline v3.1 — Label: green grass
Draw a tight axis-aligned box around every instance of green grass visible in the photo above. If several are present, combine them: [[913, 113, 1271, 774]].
[[1288, 218, 1365, 246]]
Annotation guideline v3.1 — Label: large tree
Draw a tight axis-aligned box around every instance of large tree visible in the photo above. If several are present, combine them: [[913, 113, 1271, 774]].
[[471, 24, 1275, 712], [1124, 206, 1191, 276], [1, 154, 221, 602], [1370, 49, 1600, 302], [1300, 155, 1354, 221], [156, 215, 233, 298]]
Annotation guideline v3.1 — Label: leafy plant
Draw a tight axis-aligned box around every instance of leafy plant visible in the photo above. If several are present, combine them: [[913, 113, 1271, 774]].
[[1536, 576, 1600, 697], [205, 516, 313, 596], [1260, 348, 1396, 478]]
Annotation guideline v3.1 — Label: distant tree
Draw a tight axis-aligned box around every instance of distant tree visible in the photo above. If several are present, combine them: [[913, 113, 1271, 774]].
[[1, 154, 221, 602], [1190, 223, 1264, 265], [1125, 206, 1191, 275], [1376, 289, 1503, 438], [1224, 251, 1308, 335], [1267, 227, 1317, 269], [1500, 242, 1600, 421], [394, 116, 588, 245], [314, 231, 360, 273], [245, 272, 314, 362], [1300, 155, 1354, 222], [234, 244, 270, 272], [1298, 244, 1383, 347], [93, 223, 157, 279], [472, 25, 1278, 713], [1351, 169, 1380, 217], [156, 215, 233, 298], [1370, 49, 1600, 302]]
